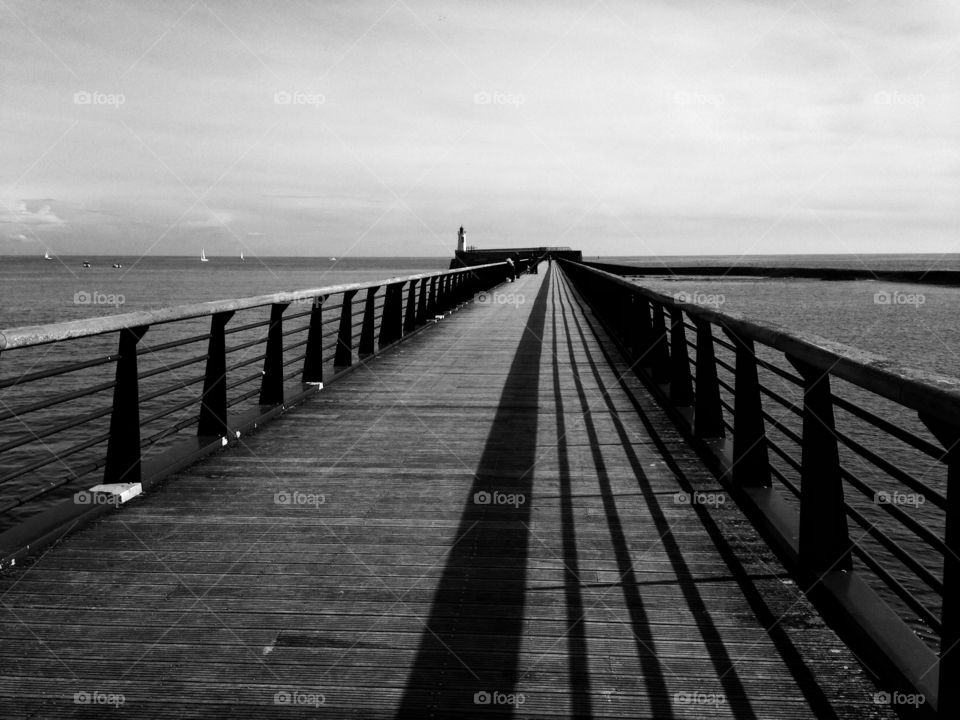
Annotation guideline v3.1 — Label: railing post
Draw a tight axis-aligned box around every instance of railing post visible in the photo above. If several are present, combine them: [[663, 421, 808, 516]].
[[787, 355, 852, 575], [918, 413, 960, 718], [359, 286, 378, 355], [404, 279, 418, 333], [436, 275, 447, 314], [668, 306, 694, 406], [379, 282, 403, 348], [301, 296, 325, 385], [692, 319, 724, 438], [650, 303, 671, 383], [416, 278, 427, 325], [636, 297, 654, 367], [335, 290, 357, 366], [259, 302, 289, 405], [197, 311, 234, 437], [428, 276, 437, 317], [103, 325, 149, 484], [722, 327, 770, 487]]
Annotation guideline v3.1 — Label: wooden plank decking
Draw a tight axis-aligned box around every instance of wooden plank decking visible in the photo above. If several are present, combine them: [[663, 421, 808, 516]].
[[0, 266, 891, 718]]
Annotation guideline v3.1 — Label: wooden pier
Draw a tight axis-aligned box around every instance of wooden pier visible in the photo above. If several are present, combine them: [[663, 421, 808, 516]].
[[0, 266, 897, 718]]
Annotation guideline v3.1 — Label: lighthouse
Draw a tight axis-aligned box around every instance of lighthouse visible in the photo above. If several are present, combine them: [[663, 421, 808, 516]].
[[457, 225, 465, 253]]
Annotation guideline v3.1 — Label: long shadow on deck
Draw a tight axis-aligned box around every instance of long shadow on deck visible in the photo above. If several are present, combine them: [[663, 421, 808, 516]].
[[396, 271, 552, 717], [559, 274, 845, 719]]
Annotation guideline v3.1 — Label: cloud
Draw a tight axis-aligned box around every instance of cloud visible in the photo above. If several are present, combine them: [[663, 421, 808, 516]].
[[0, 200, 65, 226]]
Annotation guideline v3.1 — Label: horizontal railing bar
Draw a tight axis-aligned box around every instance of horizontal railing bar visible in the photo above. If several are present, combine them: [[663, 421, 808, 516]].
[[840, 466, 949, 557], [0, 354, 120, 390], [0, 429, 109, 489], [850, 543, 941, 633], [846, 503, 944, 596], [833, 394, 944, 461], [0, 402, 113, 455], [139, 373, 205, 405], [563, 260, 960, 426], [0, 379, 116, 422], [224, 318, 272, 336], [227, 353, 267, 373], [137, 351, 209, 381], [0, 262, 508, 350], [769, 462, 801, 499], [767, 439, 802, 475], [833, 428, 948, 510], [136, 332, 211, 356], [225, 337, 268, 355]]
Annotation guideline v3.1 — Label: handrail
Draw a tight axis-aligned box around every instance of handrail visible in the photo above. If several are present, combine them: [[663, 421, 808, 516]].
[[0, 259, 518, 567], [559, 257, 958, 716], [568, 261, 960, 428], [0, 263, 506, 350]]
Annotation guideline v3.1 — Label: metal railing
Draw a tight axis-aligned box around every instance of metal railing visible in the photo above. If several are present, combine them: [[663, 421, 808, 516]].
[[0, 261, 517, 564], [560, 258, 960, 716]]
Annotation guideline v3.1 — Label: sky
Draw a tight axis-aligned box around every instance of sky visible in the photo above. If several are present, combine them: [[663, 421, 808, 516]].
[[1, 0, 958, 258]]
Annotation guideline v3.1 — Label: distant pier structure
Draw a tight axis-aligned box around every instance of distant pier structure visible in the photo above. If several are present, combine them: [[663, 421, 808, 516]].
[[449, 226, 582, 268]]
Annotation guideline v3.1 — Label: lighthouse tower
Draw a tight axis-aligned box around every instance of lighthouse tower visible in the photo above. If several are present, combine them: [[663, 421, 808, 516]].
[[457, 225, 465, 253]]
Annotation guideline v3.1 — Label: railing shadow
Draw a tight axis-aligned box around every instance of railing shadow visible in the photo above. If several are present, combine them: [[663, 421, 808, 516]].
[[395, 270, 552, 717], [558, 272, 844, 719]]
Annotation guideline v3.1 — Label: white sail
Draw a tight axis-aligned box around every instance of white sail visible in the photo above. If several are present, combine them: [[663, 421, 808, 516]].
[[200, 248, 209, 262]]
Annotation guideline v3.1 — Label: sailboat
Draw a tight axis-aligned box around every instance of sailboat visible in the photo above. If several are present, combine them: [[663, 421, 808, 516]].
[[240, 251, 245, 262], [43, 250, 52, 261], [200, 248, 209, 263]]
